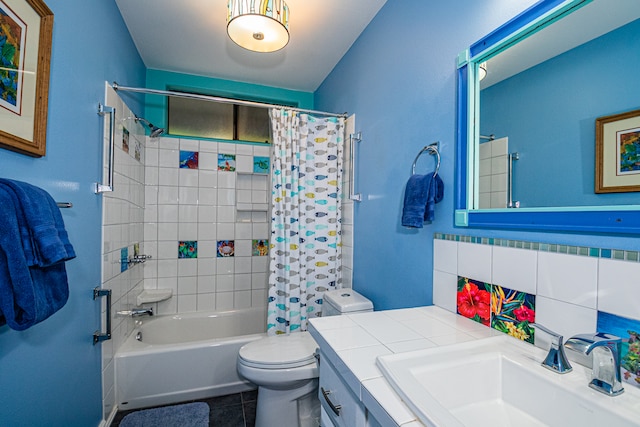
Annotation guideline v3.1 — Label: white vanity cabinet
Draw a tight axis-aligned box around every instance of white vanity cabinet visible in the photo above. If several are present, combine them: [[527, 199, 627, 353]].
[[318, 350, 370, 427]]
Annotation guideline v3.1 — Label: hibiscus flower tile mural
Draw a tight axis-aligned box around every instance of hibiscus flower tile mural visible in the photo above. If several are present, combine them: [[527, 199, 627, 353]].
[[457, 277, 536, 344], [457, 277, 491, 326], [491, 285, 536, 344]]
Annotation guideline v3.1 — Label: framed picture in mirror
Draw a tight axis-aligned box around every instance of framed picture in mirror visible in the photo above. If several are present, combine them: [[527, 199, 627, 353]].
[[0, 0, 53, 157], [596, 108, 640, 193]]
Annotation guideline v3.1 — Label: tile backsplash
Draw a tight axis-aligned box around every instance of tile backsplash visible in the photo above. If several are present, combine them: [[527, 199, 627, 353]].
[[433, 233, 640, 389]]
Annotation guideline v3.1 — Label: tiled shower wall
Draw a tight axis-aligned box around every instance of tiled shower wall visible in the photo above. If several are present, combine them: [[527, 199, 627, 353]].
[[478, 137, 508, 209], [100, 85, 147, 421], [142, 138, 272, 315], [432, 234, 640, 349]]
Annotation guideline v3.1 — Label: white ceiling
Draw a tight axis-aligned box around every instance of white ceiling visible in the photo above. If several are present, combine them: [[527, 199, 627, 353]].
[[115, 0, 388, 92]]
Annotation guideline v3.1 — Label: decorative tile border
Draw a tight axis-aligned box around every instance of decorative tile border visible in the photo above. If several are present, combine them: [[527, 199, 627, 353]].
[[434, 233, 640, 262]]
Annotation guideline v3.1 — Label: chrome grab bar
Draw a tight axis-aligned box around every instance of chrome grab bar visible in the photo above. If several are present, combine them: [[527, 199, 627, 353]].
[[96, 103, 115, 194], [349, 132, 362, 202], [507, 152, 519, 208], [93, 287, 112, 344]]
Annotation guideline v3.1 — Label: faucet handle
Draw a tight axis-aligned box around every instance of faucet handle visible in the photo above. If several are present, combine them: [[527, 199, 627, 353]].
[[531, 323, 573, 374]]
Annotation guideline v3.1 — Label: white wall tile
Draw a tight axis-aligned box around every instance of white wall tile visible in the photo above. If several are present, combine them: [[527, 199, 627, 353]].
[[158, 167, 179, 186], [197, 293, 216, 311], [537, 252, 598, 309], [598, 258, 640, 320], [492, 246, 537, 294], [179, 138, 199, 151], [433, 239, 457, 274], [534, 295, 597, 349], [198, 258, 216, 276], [199, 140, 218, 153], [216, 292, 234, 310], [199, 152, 218, 170], [179, 169, 199, 187], [432, 270, 457, 313], [235, 290, 252, 308], [178, 276, 198, 295], [179, 187, 199, 205], [177, 294, 197, 313], [457, 241, 491, 283], [158, 149, 178, 168]]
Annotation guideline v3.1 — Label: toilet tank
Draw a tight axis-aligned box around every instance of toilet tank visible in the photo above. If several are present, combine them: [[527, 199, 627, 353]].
[[322, 289, 373, 317]]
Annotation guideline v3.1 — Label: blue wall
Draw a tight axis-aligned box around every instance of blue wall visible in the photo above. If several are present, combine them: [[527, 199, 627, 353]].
[[314, 0, 640, 311], [314, 0, 541, 310], [481, 18, 640, 207], [0, 1, 145, 425]]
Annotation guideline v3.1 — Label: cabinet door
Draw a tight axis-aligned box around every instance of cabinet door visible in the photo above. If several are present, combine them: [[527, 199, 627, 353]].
[[319, 354, 367, 427]]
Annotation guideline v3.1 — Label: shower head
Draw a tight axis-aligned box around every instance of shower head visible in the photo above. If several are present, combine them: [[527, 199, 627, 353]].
[[134, 116, 165, 138]]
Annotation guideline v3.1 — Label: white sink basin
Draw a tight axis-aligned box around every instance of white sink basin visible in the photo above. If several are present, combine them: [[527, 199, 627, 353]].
[[377, 336, 640, 427]]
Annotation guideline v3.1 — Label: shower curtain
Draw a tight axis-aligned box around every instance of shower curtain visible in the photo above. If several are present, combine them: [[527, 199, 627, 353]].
[[267, 109, 345, 335]]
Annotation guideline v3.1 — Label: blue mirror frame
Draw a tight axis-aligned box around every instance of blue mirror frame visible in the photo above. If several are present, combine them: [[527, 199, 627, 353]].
[[455, 0, 640, 235]]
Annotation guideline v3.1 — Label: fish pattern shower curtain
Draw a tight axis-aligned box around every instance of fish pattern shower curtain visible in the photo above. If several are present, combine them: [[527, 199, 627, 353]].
[[267, 109, 344, 335]]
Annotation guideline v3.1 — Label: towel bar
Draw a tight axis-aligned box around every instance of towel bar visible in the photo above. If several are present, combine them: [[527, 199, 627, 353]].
[[411, 142, 440, 177], [56, 202, 72, 208]]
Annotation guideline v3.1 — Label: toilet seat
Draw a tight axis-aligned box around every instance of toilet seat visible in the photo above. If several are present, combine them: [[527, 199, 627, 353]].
[[238, 332, 317, 369]]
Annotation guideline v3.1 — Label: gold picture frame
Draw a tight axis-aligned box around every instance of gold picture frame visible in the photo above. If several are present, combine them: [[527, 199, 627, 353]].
[[595, 108, 640, 193], [0, 0, 53, 157]]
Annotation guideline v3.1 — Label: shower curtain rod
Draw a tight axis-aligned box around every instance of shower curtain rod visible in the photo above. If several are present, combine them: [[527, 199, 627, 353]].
[[112, 82, 348, 118]]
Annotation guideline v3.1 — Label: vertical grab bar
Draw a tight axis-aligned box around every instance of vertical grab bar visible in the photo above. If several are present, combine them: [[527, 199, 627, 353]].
[[96, 104, 115, 194], [507, 152, 520, 208], [93, 287, 112, 344], [349, 132, 362, 202]]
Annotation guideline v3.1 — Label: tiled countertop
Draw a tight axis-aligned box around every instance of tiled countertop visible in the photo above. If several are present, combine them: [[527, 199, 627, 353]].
[[308, 306, 502, 426]]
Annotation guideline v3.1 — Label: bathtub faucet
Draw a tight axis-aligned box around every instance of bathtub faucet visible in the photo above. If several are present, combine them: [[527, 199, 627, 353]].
[[117, 306, 154, 317]]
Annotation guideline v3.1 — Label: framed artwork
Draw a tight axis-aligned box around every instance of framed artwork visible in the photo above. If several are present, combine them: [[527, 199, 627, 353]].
[[0, 0, 53, 157], [596, 108, 640, 193]]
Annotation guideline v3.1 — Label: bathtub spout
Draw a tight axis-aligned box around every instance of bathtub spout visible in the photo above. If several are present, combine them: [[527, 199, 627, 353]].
[[117, 307, 154, 317]]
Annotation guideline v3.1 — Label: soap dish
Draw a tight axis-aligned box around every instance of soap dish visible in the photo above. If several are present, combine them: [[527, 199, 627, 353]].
[[137, 289, 172, 305]]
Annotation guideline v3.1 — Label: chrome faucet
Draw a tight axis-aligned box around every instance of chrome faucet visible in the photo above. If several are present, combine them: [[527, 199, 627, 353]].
[[565, 333, 624, 396], [117, 306, 154, 317], [531, 323, 572, 374]]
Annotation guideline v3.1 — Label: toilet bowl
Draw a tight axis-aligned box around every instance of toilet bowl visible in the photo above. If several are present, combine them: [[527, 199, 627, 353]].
[[237, 289, 373, 427]]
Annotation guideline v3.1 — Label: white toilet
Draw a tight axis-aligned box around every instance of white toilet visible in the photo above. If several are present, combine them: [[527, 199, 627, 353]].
[[237, 289, 373, 427]]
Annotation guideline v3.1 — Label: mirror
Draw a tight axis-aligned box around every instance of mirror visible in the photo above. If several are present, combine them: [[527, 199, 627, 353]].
[[455, 0, 640, 234]]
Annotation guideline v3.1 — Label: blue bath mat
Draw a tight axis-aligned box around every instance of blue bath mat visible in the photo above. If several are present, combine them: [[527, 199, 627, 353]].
[[119, 402, 209, 427]]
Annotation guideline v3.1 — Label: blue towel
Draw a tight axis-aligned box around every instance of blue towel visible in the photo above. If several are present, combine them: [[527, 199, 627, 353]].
[[0, 183, 73, 330], [0, 178, 75, 267], [401, 173, 444, 228]]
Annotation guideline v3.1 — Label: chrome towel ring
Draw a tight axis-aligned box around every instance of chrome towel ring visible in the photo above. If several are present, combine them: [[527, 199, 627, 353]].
[[411, 142, 440, 177]]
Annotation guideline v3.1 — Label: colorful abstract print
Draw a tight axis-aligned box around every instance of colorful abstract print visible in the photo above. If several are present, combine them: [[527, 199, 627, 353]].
[[267, 110, 344, 335], [0, 3, 26, 114]]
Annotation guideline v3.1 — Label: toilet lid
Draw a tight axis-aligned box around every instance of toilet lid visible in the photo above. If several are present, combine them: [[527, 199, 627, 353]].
[[239, 332, 318, 369]]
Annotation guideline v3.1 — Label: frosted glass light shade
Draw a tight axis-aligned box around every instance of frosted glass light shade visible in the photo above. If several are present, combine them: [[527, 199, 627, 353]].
[[227, 0, 290, 53]]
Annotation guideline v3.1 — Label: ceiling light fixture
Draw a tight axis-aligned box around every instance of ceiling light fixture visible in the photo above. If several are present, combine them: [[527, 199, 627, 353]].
[[227, 0, 290, 53]]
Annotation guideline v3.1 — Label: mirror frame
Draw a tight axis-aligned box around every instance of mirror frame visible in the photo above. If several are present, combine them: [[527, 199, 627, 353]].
[[455, 0, 640, 235]]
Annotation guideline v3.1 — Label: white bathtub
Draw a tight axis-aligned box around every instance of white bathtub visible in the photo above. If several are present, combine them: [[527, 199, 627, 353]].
[[115, 307, 266, 410]]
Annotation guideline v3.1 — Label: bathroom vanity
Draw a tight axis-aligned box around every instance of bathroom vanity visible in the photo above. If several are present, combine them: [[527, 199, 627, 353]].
[[309, 306, 500, 426], [309, 306, 640, 427]]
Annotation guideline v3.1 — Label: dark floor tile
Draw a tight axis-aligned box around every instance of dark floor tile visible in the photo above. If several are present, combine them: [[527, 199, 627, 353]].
[[210, 403, 245, 427], [202, 393, 242, 408], [243, 399, 257, 427], [241, 389, 258, 403]]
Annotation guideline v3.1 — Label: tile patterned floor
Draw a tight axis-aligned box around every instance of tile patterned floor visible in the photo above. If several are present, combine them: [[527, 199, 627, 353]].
[[110, 390, 257, 427]]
